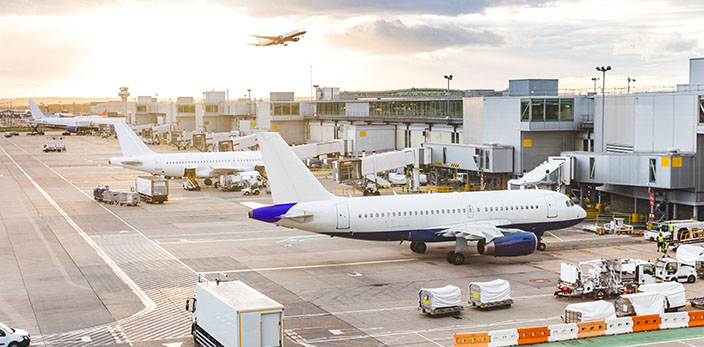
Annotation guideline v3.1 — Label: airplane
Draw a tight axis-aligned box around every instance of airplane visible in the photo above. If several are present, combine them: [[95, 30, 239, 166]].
[[249, 132, 587, 265], [108, 120, 264, 186], [248, 28, 306, 46], [27, 100, 110, 133]]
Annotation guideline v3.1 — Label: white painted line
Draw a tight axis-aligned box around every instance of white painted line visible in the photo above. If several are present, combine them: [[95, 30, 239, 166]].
[[157, 236, 300, 244], [546, 231, 563, 242], [240, 201, 269, 209], [0, 142, 156, 316], [203, 258, 422, 274], [415, 331, 446, 347]]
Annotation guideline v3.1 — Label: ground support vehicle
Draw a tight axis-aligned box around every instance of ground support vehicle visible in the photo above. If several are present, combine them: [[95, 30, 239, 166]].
[[118, 192, 140, 206], [676, 244, 704, 278], [564, 300, 616, 323], [101, 189, 119, 204], [0, 322, 31, 347], [620, 258, 656, 285], [615, 292, 665, 317], [555, 259, 630, 300], [585, 218, 634, 235], [419, 285, 463, 316], [135, 176, 168, 203], [654, 258, 697, 283], [690, 297, 704, 308], [468, 279, 513, 310], [182, 168, 200, 191], [185, 279, 284, 347], [638, 282, 686, 312], [645, 219, 704, 242], [93, 185, 109, 201], [42, 143, 65, 152]]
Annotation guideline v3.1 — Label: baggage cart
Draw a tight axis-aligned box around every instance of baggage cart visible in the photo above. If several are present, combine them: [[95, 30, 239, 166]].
[[101, 190, 119, 204], [119, 192, 140, 206], [564, 300, 616, 323], [419, 285, 463, 316], [469, 279, 513, 310], [638, 282, 686, 312], [615, 292, 665, 317]]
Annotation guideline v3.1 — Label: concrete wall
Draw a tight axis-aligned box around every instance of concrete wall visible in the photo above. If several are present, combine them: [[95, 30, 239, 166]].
[[520, 131, 575, 173], [463, 97, 484, 144], [273, 120, 305, 145]]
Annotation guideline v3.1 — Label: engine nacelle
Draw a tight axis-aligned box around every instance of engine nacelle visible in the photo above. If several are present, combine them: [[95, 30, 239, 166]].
[[477, 232, 537, 257], [66, 125, 78, 133]]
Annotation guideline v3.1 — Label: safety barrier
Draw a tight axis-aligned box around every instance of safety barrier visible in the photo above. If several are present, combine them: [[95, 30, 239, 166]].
[[688, 310, 704, 327], [547, 323, 577, 342], [453, 311, 704, 346], [660, 312, 689, 329], [453, 332, 490, 346], [517, 326, 549, 345], [576, 320, 606, 338], [605, 317, 634, 335], [487, 329, 518, 347], [631, 314, 661, 332]]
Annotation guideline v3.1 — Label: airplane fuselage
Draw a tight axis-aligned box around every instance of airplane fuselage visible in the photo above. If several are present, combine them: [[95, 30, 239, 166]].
[[254, 190, 586, 242], [110, 151, 263, 178]]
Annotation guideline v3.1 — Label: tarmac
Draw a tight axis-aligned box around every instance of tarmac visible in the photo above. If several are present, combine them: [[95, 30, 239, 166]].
[[1, 132, 703, 346]]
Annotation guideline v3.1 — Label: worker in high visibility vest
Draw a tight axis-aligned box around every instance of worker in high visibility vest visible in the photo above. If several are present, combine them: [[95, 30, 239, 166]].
[[663, 241, 670, 257], [657, 233, 664, 251]]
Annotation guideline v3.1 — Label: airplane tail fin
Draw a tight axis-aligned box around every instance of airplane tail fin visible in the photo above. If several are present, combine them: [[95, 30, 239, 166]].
[[256, 132, 335, 204], [100, 109, 107, 117], [112, 121, 155, 157], [28, 100, 45, 119]]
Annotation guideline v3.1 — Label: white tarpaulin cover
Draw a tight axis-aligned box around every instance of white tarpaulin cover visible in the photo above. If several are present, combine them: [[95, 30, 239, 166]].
[[638, 282, 686, 308], [560, 263, 579, 283], [469, 279, 511, 303], [676, 245, 704, 265], [565, 300, 616, 321], [419, 285, 462, 310], [621, 292, 665, 315]]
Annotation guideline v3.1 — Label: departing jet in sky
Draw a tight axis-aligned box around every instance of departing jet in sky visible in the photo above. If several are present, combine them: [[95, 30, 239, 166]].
[[249, 132, 587, 265], [248, 28, 306, 46], [27, 100, 110, 133], [109, 120, 263, 185]]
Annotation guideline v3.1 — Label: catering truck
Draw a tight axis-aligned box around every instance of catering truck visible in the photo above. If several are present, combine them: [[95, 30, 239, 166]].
[[135, 176, 168, 203], [185, 280, 284, 347]]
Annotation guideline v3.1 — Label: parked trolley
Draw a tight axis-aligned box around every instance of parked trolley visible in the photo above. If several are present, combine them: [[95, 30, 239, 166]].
[[468, 279, 513, 310], [418, 285, 463, 316]]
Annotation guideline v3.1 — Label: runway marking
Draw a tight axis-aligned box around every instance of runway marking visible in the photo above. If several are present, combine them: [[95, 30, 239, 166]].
[[203, 258, 421, 274], [546, 231, 563, 241], [240, 201, 269, 209], [415, 331, 447, 347], [0, 142, 156, 316], [157, 235, 315, 244], [40, 277, 80, 281]]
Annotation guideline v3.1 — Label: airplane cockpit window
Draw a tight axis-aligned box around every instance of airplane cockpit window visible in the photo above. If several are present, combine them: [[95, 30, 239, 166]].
[[565, 200, 575, 207]]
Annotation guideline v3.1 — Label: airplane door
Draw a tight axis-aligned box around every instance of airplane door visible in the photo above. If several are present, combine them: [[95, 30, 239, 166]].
[[466, 205, 474, 218], [543, 194, 557, 218], [154, 157, 162, 171], [336, 204, 350, 229]]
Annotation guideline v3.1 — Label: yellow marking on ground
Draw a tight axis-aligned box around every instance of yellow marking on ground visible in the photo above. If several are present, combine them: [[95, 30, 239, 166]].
[[203, 258, 422, 274], [615, 247, 625, 250], [581, 240, 592, 243], [40, 277, 80, 281], [580, 250, 591, 253]]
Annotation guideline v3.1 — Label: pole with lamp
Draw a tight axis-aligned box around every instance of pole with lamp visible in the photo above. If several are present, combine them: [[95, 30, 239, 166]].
[[591, 77, 599, 94], [444, 74, 453, 118], [595, 66, 611, 151], [627, 77, 636, 94]]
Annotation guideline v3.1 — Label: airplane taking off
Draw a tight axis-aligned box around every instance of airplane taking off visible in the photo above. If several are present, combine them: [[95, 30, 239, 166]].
[[27, 100, 110, 133], [248, 28, 306, 46], [108, 120, 263, 185], [249, 132, 587, 265]]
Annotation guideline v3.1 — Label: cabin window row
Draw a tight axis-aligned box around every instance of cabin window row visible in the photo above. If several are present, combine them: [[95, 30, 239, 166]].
[[482, 205, 539, 212], [358, 208, 467, 219], [165, 159, 260, 164]]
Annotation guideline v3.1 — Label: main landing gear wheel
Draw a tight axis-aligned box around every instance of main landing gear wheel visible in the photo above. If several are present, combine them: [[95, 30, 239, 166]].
[[446, 252, 464, 265], [538, 242, 547, 251], [203, 178, 213, 186], [410, 241, 427, 253]]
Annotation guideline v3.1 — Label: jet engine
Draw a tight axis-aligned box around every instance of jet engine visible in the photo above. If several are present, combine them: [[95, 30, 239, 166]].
[[66, 126, 77, 133], [477, 232, 537, 257], [292, 37, 300, 42]]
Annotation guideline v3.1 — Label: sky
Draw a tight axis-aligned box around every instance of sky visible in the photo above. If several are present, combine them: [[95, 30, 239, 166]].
[[1, 0, 704, 100]]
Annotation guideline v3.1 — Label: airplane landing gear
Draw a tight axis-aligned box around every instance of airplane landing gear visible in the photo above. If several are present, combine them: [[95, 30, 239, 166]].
[[538, 242, 547, 251], [446, 251, 465, 265], [410, 241, 427, 253], [203, 178, 213, 186]]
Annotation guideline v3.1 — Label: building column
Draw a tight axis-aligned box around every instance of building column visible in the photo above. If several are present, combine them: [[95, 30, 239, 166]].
[[673, 203, 679, 220], [634, 197, 638, 214], [695, 206, 699, 221], [579, 185, 585, 206]]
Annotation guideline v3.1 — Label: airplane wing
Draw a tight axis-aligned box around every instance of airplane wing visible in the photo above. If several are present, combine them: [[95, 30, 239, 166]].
[[247, 42, 276, 47], [435, 220, 521, 243], [202, 166, 251, 176], [249, 35, 279, 40]]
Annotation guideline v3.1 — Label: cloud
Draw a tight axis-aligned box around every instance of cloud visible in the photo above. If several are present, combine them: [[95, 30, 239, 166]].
[[613, 32, 698, 60], [325, 19, 504, 56]]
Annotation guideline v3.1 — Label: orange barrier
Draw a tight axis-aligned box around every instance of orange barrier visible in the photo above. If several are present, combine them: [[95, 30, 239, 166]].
[[688, 310, 704, 327], [577, 320, 606, 338], [632, 314, 661, 332], [517, 326, 549, 345], [453, 332, 489, 347]]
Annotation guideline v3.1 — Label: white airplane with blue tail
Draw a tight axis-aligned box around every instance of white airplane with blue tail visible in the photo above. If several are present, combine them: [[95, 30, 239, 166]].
[[249, 132, 587, 265]]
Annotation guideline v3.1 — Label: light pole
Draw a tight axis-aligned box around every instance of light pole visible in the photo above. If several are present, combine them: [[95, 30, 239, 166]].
[[444, 74, 453, 118], [591, 77, 600, 94], [627, 77, 636, 93], [596, 65, 611, 151], [247, 89, 251, 100]]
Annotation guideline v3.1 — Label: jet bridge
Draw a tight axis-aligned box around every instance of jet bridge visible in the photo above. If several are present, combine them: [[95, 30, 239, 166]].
[[507, 156, 573, 192], [333, 148, 431, 191]]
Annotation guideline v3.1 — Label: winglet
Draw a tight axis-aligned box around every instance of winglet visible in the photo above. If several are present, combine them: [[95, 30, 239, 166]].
[[256, 132, 335, 204]]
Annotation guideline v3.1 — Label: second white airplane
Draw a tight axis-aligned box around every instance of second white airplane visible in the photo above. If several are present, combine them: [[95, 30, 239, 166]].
[[250, 132, 587, 265], [109, 120, 263, 184]]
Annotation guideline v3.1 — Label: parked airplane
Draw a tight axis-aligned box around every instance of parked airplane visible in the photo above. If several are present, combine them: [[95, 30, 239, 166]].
[[249, 132, 587, 265], [27, 100, 110, 133], [248, 28, 306, 46], [108, 120, 263, 185]]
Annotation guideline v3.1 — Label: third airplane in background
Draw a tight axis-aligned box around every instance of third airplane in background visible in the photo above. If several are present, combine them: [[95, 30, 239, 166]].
[[250, 132, 587, 265], [248, 28, 306, 46]]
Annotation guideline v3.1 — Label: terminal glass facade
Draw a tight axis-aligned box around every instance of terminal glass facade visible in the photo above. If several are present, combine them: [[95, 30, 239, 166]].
[[177, 104, 195, 113], [271, 102, 300, 116], [205, 104, 219, 113], [369, 100, 462, 118], [521, 98, 574, 121]]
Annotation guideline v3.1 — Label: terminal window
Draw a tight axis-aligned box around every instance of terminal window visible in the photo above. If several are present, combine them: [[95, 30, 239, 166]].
[[649, 158, 657, 183], [589, 157, 595, 179], [699, 96, 704, 124], [520, 98, 574, 122]]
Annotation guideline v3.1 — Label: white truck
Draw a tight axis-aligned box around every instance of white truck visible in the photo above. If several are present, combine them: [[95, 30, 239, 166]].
[[654, 258, 697, 283], [186, 280, 284, 347], [135, 176, 168, 204], [0, 322, 31, 347]]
